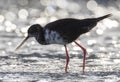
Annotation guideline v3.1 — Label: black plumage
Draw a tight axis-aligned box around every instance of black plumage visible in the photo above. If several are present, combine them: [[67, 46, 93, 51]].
[[44, 14, 111, 43]]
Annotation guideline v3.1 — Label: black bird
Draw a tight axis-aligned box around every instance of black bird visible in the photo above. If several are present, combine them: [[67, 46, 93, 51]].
[[15, 14, 111, 74]]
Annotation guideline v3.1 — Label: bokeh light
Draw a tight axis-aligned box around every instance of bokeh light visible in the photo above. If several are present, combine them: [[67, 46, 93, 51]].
[[45, 6, 56, 16], [5, 11, 16, 21], [0, 0, 119, 35], [49, 17, 57, 22], [87, 39, 97, 45], [103, 19, 119, 28], [87, 0, 98, 11], [96, 29, 104, 35], [0, 25, 4, 31], [35, 17, 47, 25], [0, 0, 119, 55], [17, 0, 28, 6], [0, 15, 5, 23], [4, 21, 12, 27], [29, 8, 40, 17], [55, 0, 68, 9], [18, 9, 28, 20]]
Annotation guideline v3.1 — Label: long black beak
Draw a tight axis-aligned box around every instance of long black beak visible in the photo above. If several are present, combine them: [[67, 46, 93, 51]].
[[15, 36, 29, 51]]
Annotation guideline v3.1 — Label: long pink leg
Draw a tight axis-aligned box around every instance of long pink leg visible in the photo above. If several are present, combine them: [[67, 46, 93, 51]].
[[74, 41, 87, 74], [64, 45, 70, 73]]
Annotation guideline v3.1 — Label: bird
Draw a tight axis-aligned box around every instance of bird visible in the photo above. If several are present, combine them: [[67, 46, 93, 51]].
[[15, 14, 111, 74]]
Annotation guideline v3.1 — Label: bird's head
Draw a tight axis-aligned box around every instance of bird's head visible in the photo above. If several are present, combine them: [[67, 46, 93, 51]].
[[15, 24, 43, 51], [28, 24, 43, 37]]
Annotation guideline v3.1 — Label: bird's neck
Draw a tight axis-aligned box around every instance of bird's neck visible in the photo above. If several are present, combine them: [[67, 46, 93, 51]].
[[35, 30, 47, 45]]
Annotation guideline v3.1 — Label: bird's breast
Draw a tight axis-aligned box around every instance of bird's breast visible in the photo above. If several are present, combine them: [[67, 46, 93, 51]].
[[44, 29, 67, 45]]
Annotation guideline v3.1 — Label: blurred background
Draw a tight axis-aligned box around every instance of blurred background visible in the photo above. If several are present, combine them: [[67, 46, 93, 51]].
[[0, 0, 119, 53], [0, 0, 120, 82]]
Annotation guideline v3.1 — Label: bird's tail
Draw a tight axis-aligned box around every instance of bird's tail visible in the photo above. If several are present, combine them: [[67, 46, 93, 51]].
[[95, 14, 112, 22]]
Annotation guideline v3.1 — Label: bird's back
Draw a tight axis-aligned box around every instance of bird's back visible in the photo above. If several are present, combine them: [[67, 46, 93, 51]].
[[44, 18, 97, 43], [44, 14, 111, 43]]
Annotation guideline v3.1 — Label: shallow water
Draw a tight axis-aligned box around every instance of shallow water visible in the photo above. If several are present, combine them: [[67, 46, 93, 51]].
[[0, 0, 120, 82], [0, 27, 120, 82]]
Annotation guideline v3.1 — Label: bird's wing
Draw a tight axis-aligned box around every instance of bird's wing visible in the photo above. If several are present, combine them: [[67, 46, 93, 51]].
[[44, 18, 97, 43]]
